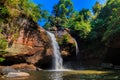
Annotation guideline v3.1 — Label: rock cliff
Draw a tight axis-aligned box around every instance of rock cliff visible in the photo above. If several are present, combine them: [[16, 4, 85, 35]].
[[0, 18, 53, 69]]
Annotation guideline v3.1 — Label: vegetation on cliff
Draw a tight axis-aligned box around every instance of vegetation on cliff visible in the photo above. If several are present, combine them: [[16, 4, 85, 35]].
[[0, 0, 48, 62]]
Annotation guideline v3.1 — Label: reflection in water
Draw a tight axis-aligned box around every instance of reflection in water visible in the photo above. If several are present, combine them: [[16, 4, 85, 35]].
[[50, 72, 63, 80], [1, 77, 29, 80]]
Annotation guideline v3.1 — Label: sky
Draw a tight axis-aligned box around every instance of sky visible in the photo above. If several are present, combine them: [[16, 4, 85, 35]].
[[33, 0, 106, 26]]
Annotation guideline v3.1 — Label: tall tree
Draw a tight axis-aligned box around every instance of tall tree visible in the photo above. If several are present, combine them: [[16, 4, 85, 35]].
[[53, 0, 73, 18], [44, 0, 74, 28]]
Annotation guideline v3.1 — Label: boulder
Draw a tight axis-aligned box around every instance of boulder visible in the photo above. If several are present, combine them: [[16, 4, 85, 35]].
[[11, 63, 36, 71], [1, 67, 17, 75], [5, 72, 30, 78]]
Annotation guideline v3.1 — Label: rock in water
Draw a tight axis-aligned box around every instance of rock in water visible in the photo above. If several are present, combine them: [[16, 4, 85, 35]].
[[5, 72, 30, 77], [1, 67, 30, 78], [1, 67, 17, 75]]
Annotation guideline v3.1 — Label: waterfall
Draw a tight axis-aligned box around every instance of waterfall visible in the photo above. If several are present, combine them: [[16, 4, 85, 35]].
[[73, 38, 79, 56], [47, 31, 63, 70]]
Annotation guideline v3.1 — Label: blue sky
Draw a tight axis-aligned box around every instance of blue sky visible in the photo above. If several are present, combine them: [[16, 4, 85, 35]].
[[32, 0, 106, 26]]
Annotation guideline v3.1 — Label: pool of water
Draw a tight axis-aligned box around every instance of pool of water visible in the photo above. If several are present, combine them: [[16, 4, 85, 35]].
[[1, 70, 120, 80]]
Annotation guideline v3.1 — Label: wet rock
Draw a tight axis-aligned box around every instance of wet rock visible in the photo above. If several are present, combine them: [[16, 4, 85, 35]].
[[5, 72, 30, 78], [0, 66, 30, 78], [1, 67, 17, 75]]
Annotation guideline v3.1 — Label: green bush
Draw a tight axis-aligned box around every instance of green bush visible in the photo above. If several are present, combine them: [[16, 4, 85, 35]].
[[62, 34, 69, 43]]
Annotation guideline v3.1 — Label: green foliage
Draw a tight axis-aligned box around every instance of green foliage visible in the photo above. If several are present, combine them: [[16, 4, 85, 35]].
[[101, 0, 120, 44], [57, 34, 71, 45], [44, 0, 74, 28], [71, 21, 91, 38], [53, 0, 74, 18], [92, 2, 102, 15], [44, 1, 92, 39], [88, 0, 120, 48], [0, 4, 9, 22], [0, 39, 8, 50], [78, 9, 92, 21], [0, 58, 5, 62], [0, 38, 7, 62], [88, 18, 105, 40], [62, 34, 69, 43], [4, 0, 48, 22], [68, 9, 92, 38], [0, 6, 8, 16], [88, 2, 106, 41]]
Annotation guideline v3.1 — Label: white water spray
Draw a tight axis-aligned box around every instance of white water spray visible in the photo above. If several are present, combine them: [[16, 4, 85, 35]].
[[47, 31, 63, 70]]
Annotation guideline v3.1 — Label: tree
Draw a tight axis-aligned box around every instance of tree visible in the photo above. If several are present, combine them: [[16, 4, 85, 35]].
[[92, 2, 102, 15], [69, 9, 92, 38], [79, 9, 91, 21], [44, 0, 92, 39], [44, 0, 74, 28], [53, 0, 74, 18], [88, 0, 120, 46], [70, 20, 91, 38], [102, 0, 120, 44]]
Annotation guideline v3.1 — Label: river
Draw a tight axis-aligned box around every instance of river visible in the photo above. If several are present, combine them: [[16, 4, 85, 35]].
[[1, 70, 120, 80]]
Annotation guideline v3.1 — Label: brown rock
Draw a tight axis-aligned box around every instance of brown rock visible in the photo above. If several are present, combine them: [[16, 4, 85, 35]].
[[1, 18, 53, 69], [11, 63, 36, 71], [61, 51, 69, 56]]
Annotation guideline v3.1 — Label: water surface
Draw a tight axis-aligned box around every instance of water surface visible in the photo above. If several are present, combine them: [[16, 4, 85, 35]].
[[1, 70, 120, 80]]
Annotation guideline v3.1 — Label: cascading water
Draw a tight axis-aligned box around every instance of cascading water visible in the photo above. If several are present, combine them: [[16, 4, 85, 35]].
[[73, 38, 79, 56], [73, 38, 81, 69], [47, 31, 63, 70]]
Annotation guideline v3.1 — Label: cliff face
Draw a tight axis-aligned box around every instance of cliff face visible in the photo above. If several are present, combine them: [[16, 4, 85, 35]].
[[0, 17, 77, 70], [0, 18, 53, 69]]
